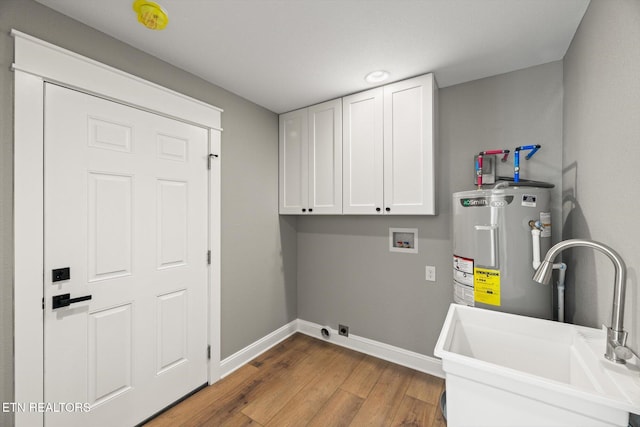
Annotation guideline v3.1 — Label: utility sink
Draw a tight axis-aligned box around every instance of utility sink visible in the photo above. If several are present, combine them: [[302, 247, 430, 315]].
[[434, 304, 640, 426]]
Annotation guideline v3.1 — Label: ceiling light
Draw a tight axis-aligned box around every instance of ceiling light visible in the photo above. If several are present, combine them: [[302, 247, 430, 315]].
[[365, 70, 390, 84], [133, 0, 169, 30]]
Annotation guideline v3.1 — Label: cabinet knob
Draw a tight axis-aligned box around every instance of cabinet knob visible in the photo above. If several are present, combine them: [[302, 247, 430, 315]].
[[302, 208, 306, 212], [376, 207, 381, 212], [385, 207, 391, 212], [308, 208, 313, 212]]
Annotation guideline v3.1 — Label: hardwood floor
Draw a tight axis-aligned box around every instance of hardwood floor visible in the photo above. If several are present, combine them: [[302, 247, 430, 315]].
[[145, 333, 447, 427]]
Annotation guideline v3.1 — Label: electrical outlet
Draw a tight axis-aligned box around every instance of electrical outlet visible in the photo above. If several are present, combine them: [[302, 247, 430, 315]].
[[338, 324, 349, 337], [425, 265, 436, 282]]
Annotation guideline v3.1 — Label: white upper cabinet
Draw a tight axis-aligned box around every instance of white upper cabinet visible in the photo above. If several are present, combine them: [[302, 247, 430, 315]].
[[383, 74, 437, 215], [279, 99, 342, 214], [280, 73, 436, 215], [342, 87, 384, 214], [343, 73, 437, 215], [308, 100, 343, 214], [279, 108, 308, 214]]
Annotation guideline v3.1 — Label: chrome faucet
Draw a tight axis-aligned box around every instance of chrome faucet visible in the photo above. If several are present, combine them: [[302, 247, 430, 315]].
[[532, 239, 629, 364]]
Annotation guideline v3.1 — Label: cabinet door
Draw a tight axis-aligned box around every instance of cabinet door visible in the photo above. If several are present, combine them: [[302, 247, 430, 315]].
[[383, 74, 436, 215], [308, 99, 342, 214], [342, 88, 384, 214], [279, 108, 308, 214]]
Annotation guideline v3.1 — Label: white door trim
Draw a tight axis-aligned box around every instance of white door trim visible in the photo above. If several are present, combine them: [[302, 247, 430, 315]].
[[12, 30, 222, 427]]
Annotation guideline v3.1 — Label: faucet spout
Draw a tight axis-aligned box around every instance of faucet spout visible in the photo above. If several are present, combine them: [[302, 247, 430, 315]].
[[532, 239, 628, 363]]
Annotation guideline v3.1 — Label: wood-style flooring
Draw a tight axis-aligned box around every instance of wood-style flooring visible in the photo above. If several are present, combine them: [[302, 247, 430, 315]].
[[145, 333, 447, 427]]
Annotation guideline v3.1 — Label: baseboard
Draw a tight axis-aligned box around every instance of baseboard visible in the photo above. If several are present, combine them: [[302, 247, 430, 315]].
[[220, 319, 298, 378], [297, 320, 445, 378], [220, 318, 444, 380]]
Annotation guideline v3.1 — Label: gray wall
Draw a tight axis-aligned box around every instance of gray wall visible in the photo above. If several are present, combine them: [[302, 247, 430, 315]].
[[563, 0, 640, 352], [5, 0, 639, 423], [0, 0, 295, 420], [297, 61, 564, 356]]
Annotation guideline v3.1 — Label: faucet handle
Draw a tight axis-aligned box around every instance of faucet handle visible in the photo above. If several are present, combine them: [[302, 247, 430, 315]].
[[605, 326, 629, 363], [614, 346, 634, 360], [608, 327, 635, 361], [614, 345, 638, 361]]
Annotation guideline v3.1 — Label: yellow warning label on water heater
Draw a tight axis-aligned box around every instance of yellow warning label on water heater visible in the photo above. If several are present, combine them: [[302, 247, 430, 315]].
[[474, 267, 501, 306]]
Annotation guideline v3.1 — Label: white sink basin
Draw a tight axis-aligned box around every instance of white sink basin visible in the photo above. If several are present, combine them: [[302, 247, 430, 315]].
[[434, 304, 640, 427]]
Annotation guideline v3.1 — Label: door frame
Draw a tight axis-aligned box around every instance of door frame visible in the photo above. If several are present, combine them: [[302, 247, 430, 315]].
[[12, 30, 222, 427]]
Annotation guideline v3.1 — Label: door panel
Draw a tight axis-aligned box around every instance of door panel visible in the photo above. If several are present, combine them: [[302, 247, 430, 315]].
[[157, 179, 188, 268], [342, 88, 384, 214], [388, 86, 423, 205], [157, 290, 188, 373], [88, 304, 133, 405], [383, 74, 436, 214], [88, 172, 133, 281], [44, 83, 208, 427], [278, 109, 308, 213], [88, 117, 133, 153], [308, 99, 342, 213]]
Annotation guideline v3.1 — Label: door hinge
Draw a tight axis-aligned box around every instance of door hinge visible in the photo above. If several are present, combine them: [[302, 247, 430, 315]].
[[207, 345, 211, 360], [207, 153, 219, 170], [207, 250, 211, 265]]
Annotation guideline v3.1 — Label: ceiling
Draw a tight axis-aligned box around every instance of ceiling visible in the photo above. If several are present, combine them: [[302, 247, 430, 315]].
[[35, 0, 590, 114]]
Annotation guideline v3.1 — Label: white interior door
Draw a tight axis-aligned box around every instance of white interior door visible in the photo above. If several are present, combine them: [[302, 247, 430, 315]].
[[43, 83, 209, 427]]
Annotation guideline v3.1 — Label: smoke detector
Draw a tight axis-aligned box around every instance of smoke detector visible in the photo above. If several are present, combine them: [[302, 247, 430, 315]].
[[133, 0, 169, 30]]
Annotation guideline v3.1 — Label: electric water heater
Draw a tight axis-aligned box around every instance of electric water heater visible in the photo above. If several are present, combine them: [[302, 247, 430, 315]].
[[452, 185, 553, 319]]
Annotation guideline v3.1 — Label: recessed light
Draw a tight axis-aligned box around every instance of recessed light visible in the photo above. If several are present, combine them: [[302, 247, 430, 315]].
[[365, 70, 390, 84]]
